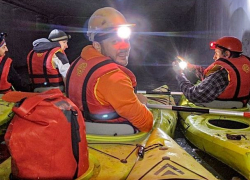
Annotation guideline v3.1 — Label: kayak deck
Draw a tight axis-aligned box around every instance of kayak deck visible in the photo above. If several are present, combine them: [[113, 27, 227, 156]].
[[0, 86, 217, 179], [0, 98, 14, 135], [179, 95, 250, 179]]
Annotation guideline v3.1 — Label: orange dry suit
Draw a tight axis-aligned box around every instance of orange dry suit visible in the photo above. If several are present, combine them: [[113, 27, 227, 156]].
[[0, 56, 12, 93], [27, 47, 64, 89], [204, 55, 250, 105], [66, 45, 153, 132]]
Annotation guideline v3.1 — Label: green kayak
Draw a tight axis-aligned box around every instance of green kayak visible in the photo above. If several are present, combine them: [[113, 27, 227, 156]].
[[0, 86, 217, 179], [179, 95, 250, 180]]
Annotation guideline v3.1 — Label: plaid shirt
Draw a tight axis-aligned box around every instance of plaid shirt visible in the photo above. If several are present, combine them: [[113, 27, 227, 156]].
[[176, 66, 229, 103]]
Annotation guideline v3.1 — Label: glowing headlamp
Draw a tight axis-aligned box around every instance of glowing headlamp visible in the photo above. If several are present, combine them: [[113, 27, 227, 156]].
[[176, 56, 187, 70], [93, 25, 132, 42], [117, 26, 131, 39], [210, 41, 217, 49], [178, 61, 187, 70]]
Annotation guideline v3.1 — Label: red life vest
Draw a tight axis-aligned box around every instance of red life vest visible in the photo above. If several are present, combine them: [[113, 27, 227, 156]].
[[27, 47, 64, 89], [66, 56, 137, 122], [0, 56, 12, 93], [204, 55, 250, 104]]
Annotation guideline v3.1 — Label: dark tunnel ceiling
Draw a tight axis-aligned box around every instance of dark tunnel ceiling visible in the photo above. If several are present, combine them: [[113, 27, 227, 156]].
[[2, 0, 196, 19]]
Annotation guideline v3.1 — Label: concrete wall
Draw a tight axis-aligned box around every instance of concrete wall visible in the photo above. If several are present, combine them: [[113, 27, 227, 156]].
[[191, 0, 250, 66], [0, 1, 50, 67]]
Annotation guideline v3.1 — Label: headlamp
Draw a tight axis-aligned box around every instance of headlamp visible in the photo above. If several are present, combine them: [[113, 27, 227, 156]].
[[94, 25, 132, 42], [178, 61, 187, 70], [210, 41, 217, 49], [117, 26, 131, 39], [0, 32, 7, 42], [210, 41, 229, 51], [176, 56, 187, 70]]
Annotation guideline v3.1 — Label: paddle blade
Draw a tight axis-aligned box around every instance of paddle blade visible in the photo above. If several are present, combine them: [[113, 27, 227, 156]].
[[244, 112, 250, 118]]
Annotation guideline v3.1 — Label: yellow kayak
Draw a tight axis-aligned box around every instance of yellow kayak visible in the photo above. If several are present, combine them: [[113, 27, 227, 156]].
[[179, 95, 250, 180], [0, 96, 14, 135], [0, 86, 216, 179]]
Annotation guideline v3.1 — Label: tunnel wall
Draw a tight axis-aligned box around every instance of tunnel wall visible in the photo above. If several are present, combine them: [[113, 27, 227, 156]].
[[0, 0, 249, 86]]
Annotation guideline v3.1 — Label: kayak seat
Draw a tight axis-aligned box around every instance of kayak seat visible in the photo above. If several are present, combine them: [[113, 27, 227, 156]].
[[85, 122, 139, 136], [195, 100, 244, 109]]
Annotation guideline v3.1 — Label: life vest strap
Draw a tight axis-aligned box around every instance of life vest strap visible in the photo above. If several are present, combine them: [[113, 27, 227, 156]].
[[0, 55, 8, 76], [65, 56, 81, 97], [218, 58, 241, 99], [0, 87, 12, 93], [82, 59, 115, 121], [29, 74, 62, 78]]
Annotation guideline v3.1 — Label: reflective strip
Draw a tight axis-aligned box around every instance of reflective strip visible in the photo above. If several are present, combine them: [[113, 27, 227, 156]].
[[50, 35, 68, 41], [137, 90, 183, 95], [147, 104, 250, 118], [209, 109, 244, 116]]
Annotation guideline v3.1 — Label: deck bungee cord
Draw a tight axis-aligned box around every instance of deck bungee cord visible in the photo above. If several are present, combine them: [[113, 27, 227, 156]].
[[88, 143, 164, 163], [88, 143, 142, 163], [144, 143, 163, 153]]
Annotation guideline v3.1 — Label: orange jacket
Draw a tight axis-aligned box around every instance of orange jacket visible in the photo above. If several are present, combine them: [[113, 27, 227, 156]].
[[66, 45, 153, 132]]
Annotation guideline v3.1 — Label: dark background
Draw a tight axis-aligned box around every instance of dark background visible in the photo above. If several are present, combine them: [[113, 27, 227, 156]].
[[1, 0, 250, 92], [1, 1, 250, 179]]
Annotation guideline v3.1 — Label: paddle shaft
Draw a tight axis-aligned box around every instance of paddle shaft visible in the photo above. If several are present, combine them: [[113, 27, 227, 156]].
[[137, 90, 183, 95], [147, 104, 250, 118]]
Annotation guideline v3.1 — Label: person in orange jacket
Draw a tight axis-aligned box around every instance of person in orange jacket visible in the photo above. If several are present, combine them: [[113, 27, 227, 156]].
[[66, 7, 153, 133], [0, 32, 30, 94]]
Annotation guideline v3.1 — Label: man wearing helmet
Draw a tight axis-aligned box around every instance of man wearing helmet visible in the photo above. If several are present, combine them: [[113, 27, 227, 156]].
[[0, 32, 30, 94], [66, 7, 153, 133], [27, 29, 71, 92], [173, 36, 250, 108]]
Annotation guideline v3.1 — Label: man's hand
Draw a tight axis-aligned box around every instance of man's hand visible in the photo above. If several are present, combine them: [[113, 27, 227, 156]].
[[177, 56, 195, 70], [172, 61, 183, 75], [136, 94, 148, 105]]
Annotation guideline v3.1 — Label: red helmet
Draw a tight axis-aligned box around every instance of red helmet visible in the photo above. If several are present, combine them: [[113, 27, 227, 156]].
[[210, 36, 242, 53]]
